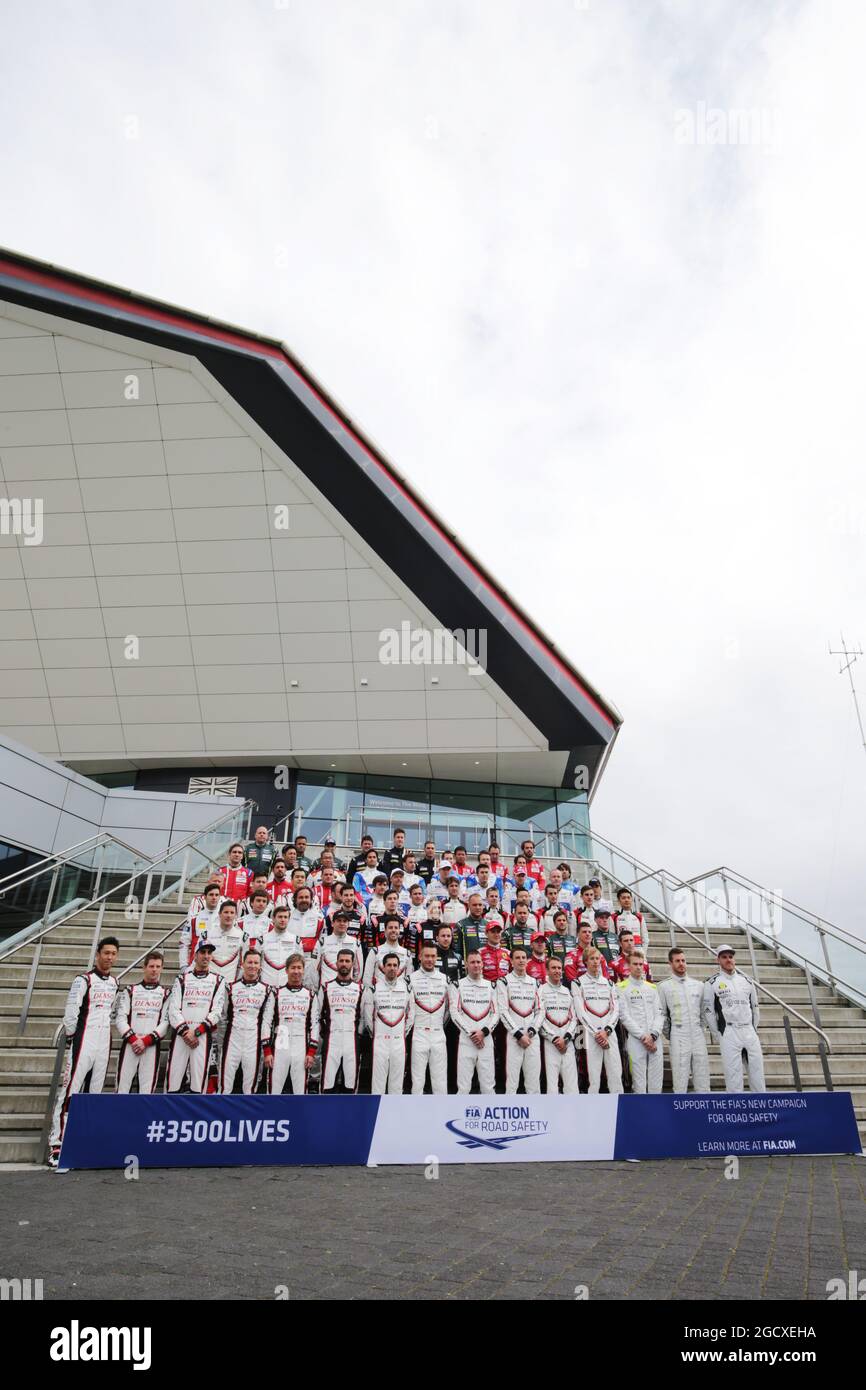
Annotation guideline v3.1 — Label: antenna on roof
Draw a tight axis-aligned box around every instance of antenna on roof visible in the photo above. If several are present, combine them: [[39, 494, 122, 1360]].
[[829, 634, 866, 756]]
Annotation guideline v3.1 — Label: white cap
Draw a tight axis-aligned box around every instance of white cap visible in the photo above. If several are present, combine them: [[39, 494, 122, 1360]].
[[716, 943, 736, 956]]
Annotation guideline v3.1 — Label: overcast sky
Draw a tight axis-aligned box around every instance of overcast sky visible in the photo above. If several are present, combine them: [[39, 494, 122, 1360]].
[[2, 0, 864, 938]]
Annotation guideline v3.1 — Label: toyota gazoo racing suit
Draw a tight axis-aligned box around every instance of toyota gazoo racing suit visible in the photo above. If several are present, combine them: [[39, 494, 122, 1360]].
[[178, 902, 221, 971], [319, 978, 364, 1092], [702, 968, 765, 1093], [236, 907, 272, 952], [657, 973, 710, 1092], [496, 972, 542, 1094], [258, 924, 304, 989], [220, 978, 275, 1095], [409, 966, 450, 1094], [448, 976, 499, 1094], [218, 863, 252, 903], [289, 904, 325, 957], [612, 908, 645, 945], [269, 983, 320, 1094], [538, 981, 580, 1094], [50, 969, 118, 1149], [312, 931, 363, 988], [196, 923, 249, 983], [166, 969, 226, 1093], [617, 977, 664, 1093], [114, 981, 170, 1093], [573, 973, 623, 1094], [363, 975, 414, 1095], [362, 941, 411, 988]]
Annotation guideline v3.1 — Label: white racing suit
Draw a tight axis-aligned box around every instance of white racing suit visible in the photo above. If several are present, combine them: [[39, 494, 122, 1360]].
[[409, 966, 450, 1094], [196, 924, 249, 984], [165, 969, 226, 1093], [538, 981, 579, 1094], [115, 981, 170, 1093], [269, 984, 320, 1094], [220, 978, 275, 1094], [657, 974, 710, 1092], [703, 968, 765, 1093], [236, 908, 272, 952], [497, 972, 542, 1094], [319, 979, 363, 1092], [178, 903, 220, 972], [617, 977, 664, 1093], [362, 942, 411, 988], [313, 932, 363, 988], [289, 905, 325, 957], [363, 975, 413, 1094], [258, 925, 304, 989], [573, 973, 623, 1094], [50, 970, 118, 1148], [449, 976, 499, 1094]]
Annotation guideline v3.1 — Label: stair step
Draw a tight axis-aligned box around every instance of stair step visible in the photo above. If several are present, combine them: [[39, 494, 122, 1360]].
[[0, 1134, 43, 1163]]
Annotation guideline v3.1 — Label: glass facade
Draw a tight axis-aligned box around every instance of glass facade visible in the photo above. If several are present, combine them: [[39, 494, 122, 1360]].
[[292, 770, 590, 858]]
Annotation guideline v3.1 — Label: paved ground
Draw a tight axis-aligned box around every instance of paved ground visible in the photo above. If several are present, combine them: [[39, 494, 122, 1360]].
[[1, 1156, 864, 1301]]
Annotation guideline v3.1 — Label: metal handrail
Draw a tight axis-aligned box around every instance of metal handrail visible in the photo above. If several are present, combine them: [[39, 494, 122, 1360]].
[[553, 818, 866, 962], [0, 833, 107, 893], [0, 800, 253, 968], [668, 917, 832, 1052]]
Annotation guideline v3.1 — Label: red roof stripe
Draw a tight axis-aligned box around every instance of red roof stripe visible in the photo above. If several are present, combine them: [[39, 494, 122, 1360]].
[[0, 255, 614, 730]]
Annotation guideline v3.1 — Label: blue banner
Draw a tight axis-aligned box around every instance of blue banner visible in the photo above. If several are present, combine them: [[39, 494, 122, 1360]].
[[60, 1094, 381, 1168], [59, 1091, 861, 1168], [612, 1091, 860, 1160]]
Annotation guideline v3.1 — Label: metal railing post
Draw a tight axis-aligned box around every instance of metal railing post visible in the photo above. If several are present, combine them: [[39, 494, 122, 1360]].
[[804, 964, 823, 1031], [818, 1040, 834, 1092], [782, 1015, 802, 1091], [744, 921, 761, 984], [39, 1030, 69, 1164], [17, 864, 60, 1034], [138, 871, 153, 942], [176, 847, 191, 905], [816, 923, 836, 997]]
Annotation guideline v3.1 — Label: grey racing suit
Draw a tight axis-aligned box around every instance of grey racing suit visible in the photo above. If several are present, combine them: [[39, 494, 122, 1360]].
[[657, 973, 710, 1092], [702, 968, 765, 1093]]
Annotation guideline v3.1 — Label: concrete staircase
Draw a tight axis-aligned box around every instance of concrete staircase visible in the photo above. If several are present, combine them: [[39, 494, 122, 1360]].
[[0, 877, 863, 1164], [0, 892, 191, 1163]]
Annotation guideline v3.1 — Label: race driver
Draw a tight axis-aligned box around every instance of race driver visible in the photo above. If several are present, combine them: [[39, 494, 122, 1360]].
[[363, 951, 414, 1095], [165, 941, 226, 1093], [220, 950, 275, 1095], [49, 936, 120, 1166], [318, 952, 363, 1093], [449, 950, 499, 1094], [657, 947, 710, 1092], [702, 944, 766, 1093], [573, 945, 623, 1095], [616, 948, 664, 1093], [218, 843, 253, 903], [538, 955, 579, 1094], [178, 881, 222, 971], [409, 943, 450, 1094], [258, 905, 303, 989], [269, 953, 319, 1095], [197, 899, 249, 983], [497, 946, 542, 1094], [114, 950, 170, 1094]]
